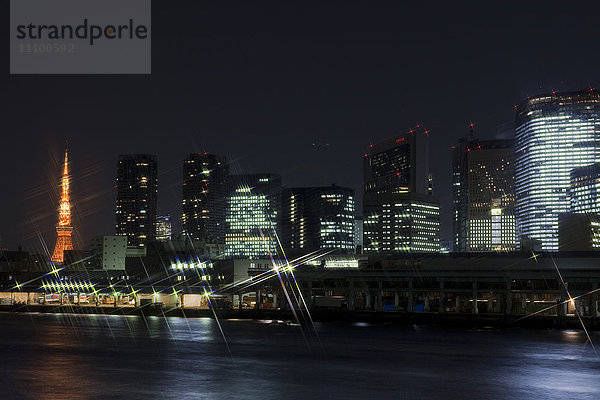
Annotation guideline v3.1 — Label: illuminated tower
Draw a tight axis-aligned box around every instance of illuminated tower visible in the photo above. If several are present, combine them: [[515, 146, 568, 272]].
[[515, 90, 600, 251], [51, 148, 74, 263]]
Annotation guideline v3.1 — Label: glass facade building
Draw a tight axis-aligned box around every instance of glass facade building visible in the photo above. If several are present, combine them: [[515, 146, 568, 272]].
[[115, 154, 158, 247], [363, 193, 440, 253], [515, 90, 600, 251], [224, 174, 281, 259], [570, 163, 600, 214], [558, 163, 600, 251], [281, 185, 355, 255]]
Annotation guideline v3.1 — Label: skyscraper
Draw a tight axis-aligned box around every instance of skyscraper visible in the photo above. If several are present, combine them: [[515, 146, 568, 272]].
[[51, 148, 74, 263], [281, 185, 355, 255], [225, 173, 282, 258], [182, 153, 229, 243], [452, 138, 516, 252], [364, 126, 430, 195], [515, 90, 600, 251], [115, 154, 158, 247], [363, 127, 440, 253]]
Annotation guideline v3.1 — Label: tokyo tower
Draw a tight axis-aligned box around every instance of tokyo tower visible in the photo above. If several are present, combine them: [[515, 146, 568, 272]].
[[51, 148, 74, 263]]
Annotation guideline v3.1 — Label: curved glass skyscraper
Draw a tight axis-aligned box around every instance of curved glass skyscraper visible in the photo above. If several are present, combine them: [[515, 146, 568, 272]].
[[515, 90, 600, 251]]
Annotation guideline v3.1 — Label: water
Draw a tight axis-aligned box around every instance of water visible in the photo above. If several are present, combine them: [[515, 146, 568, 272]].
[[1, 313, 599, 399]]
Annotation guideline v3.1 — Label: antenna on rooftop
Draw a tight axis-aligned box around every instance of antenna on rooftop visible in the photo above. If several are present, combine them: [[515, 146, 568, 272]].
[[467, 121, 476, 143]]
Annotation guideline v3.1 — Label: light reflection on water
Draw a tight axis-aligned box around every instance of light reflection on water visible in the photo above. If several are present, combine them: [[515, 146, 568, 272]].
[[0, 313, 599, 399]]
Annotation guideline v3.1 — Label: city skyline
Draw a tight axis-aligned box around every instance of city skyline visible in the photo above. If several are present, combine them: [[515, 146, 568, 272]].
[[3, 88, 600, 252], [2, 2, 600, 251]]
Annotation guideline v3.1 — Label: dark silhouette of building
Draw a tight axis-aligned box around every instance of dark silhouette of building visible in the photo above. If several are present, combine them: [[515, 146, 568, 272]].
[[558, 213, 600, 251], [364, 126, 431, 195], [115, 154, 158, 247], [182, 153, 229, 243]]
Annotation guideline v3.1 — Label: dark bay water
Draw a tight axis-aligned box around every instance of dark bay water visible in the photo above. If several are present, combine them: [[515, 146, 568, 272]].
[[1, 312, 599, 399]]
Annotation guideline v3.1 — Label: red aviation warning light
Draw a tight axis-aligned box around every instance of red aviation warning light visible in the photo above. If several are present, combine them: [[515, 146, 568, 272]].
[[51, 148, 74, 263]]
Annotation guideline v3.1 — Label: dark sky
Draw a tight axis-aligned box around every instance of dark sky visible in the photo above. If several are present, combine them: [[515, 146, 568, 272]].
[[2, 1, 599, 251]]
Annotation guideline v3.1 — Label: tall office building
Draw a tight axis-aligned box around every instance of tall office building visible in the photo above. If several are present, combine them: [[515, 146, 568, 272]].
[[182, 153, 229, 243], [452, 138, 516, 252], [363, 193, 440, 253], [225, 174, 282, 258], [281, 185, 355, 255], [363, 127, 440, 253], [515, 90, 600, 251], [364, 126, 430, 195], [115, 154, 158, 247]]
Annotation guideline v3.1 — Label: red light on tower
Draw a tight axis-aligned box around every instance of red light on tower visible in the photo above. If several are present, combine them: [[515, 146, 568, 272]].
[[51, 148, 74, 263]]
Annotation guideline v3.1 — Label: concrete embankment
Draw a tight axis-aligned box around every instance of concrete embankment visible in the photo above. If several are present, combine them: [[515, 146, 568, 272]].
[[1, 304, 599, 330]]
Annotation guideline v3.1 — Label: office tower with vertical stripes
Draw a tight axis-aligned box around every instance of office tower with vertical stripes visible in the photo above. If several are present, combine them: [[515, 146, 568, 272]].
[[515, 90, 600, 251]]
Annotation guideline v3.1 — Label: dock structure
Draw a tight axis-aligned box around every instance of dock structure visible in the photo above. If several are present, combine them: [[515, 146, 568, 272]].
[[1, 253, 600, 328]]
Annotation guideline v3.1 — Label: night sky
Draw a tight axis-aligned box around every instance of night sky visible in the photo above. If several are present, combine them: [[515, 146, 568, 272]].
[[2, 1, 599, 251]]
